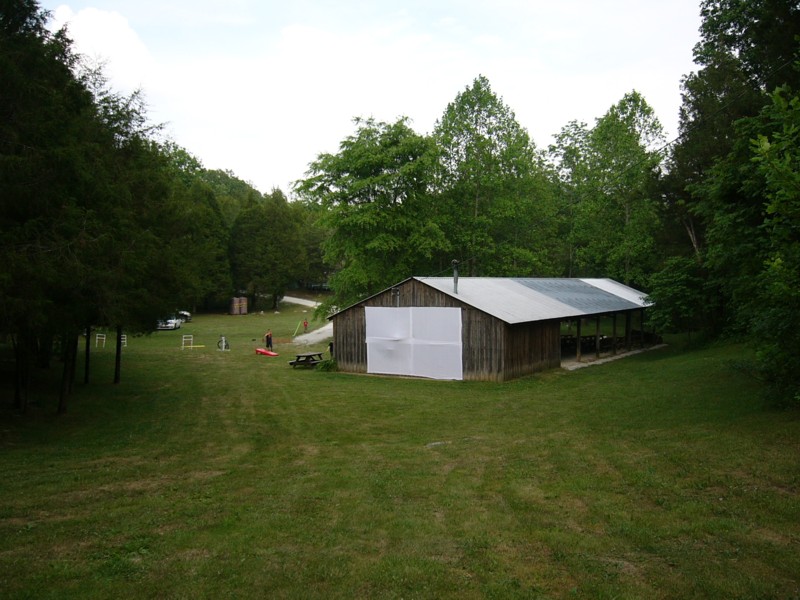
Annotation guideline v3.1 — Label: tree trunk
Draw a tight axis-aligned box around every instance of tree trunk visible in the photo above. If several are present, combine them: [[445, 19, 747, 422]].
[[58, 332, 78, 414], [682, 215, 703, 261], [84, 325, 91, 384], [624, 201, 631, 284], [625, 312, 633, 351], [114, 325, 123, 384], [595, 316, 601, 359], [470, 184, 480, 276], [12, 332, 30, 414], [68, 334, 77, 394], [37, 331, 53, 369]]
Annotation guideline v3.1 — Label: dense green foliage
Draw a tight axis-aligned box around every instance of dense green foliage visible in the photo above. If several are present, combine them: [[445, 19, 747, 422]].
[[433, 75, 560, 277], [230, 189, 306, 309], [549, 91, 665, 287], [296, 117, 443, 307], [661, 0, 800, 403], [748, 87, 800, 403], [299, 81, 670, 301]]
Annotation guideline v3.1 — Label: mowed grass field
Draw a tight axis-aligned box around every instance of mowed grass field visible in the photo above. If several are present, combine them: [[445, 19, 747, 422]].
[[1, 300, 799, 599]]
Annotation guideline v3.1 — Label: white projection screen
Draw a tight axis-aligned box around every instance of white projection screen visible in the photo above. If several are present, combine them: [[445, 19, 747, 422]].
[[365, 307, 463, 380]]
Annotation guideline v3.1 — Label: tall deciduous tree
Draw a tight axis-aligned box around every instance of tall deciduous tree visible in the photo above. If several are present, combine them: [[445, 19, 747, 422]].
[[548, 120, 591, 276], [748, 86, 800, 404], [550, 91, 664, 287], [433, 75, 556, 276], [660, 0, 800, 402], [292, 198, 331, 290], [296, 117, 444, 308], [664, 0, 799, 330], [695, 0, 800, 93]]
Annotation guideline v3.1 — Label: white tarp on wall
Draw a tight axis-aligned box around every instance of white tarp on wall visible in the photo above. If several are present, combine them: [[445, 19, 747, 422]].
[[365, 307, 463, 380]]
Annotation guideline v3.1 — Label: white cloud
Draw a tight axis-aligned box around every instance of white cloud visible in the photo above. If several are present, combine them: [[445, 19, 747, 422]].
[[50, 5, 155, 93], [42, 0, 701, 194]]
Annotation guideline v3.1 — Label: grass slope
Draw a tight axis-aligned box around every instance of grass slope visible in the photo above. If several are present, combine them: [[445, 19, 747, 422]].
[[1, 307, 799, 599]]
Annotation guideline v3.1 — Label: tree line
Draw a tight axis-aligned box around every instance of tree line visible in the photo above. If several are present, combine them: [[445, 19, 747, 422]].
[[3, 0, 799, 409], [1, 1, 325, 412]]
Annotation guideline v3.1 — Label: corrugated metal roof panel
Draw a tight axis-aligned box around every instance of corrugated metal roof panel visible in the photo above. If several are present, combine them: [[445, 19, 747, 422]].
[[579, 278, 651, 307], [417, 278, 577, 324], [417, 277, 648, 324], [517, 278, 644, 313]]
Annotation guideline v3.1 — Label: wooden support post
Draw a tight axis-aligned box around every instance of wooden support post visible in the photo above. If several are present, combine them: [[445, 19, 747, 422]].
[[114, 325, 123, 385], [612, 313, 618, 355], [626, 312, 632, 351], [595, 316, 601, 358], [640, 308, 646, 348], [576, 318, 582, 362]]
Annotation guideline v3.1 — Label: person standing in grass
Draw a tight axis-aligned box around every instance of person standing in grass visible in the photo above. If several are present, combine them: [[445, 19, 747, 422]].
[[265, 329, 273, 351], [303, 319, 308, 333]]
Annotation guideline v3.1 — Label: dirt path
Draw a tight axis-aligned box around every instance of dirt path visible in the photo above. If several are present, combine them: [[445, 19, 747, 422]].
[[282, 296, 333, 345]]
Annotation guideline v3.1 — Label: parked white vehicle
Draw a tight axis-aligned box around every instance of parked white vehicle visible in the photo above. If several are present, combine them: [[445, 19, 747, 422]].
[[157, 317, 181, 330]]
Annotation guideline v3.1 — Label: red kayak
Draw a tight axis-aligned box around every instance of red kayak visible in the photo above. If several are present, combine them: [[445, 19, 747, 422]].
[[255, 348, 279, 356]]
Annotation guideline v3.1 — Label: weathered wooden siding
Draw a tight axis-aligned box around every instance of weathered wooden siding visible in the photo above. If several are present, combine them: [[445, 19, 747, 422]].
[[331, 306, 367, 373], [504, 320, 561, 380], [330, 278, 563, 381], [461, 307, 506, 381]]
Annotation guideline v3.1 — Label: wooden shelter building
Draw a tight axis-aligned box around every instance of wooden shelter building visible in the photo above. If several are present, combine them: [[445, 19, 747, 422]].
[[329, 277, 651, 382]]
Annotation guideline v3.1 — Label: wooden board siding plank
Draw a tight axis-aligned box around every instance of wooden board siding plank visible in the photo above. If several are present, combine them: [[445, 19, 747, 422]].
[[505, 320, 561, 380]]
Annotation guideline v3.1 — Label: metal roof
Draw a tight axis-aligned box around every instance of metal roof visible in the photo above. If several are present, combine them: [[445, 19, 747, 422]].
[[416, 277, 650, 325]]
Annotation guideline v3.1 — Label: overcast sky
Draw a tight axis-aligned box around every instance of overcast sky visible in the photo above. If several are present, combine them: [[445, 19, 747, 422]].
[[42, 1, 702, 195]]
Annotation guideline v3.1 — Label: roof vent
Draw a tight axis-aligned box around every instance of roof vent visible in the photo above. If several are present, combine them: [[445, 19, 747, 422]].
[[452, 259, 459, 294]]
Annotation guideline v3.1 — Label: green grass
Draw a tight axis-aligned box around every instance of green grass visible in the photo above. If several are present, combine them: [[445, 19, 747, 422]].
[[1, 305, 799, 599]]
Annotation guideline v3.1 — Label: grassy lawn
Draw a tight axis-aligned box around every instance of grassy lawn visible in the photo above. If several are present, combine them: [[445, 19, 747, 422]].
[[1, 302, 799, 599]]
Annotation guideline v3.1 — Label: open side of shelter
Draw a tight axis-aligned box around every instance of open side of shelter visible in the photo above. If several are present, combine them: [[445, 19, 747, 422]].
[[328, 277, 652, 382]]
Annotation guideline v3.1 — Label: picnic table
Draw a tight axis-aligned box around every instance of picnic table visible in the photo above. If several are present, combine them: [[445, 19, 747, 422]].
[[289, 351, 324, 368]]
